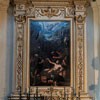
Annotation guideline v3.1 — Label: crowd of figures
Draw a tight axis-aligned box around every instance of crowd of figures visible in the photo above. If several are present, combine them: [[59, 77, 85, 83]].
[[30, 50, 70, 86]]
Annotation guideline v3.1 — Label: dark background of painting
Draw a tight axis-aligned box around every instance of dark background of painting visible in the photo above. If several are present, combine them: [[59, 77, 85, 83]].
[[29, 20, 70, 86]]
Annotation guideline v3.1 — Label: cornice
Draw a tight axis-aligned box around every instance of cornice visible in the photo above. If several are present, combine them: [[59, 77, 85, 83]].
[[74, 0, 90, 6], [14, 0, 90, 5], [29, 2, 74, 7], [14, 0, 28, 5]]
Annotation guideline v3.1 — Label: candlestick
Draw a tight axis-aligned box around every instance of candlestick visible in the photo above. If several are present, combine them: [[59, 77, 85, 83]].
[[8, 96, 11, 100], [27, 87, 29, 93], [19, 86, 22, 100], [64, 86, 66, 100], [71, 87, 74, 100], [50, 86, 53, 100], [66, 89, 69, 100], [78, 91, 80, 100], [36, 86, 38, 99]]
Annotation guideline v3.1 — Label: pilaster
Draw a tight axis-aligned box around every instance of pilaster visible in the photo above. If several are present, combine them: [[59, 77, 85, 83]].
[[74, 0, 87, 93]]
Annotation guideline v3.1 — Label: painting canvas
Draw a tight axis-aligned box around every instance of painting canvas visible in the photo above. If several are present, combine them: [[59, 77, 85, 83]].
[[29, 20, 70, 86]]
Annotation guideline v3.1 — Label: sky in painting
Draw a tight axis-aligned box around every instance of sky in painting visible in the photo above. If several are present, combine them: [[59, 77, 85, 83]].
[[30, 20, 70, 41]]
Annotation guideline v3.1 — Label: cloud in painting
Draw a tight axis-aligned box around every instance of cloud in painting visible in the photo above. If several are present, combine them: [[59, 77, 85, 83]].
[[30, 21, 70, 41]]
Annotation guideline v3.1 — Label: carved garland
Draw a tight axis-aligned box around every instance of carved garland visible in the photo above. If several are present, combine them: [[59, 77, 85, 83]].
[[75, 2, 86, 92], [15, 14, 26, 91], [26, 6, 75, 18], [35, 7, 65, 18]]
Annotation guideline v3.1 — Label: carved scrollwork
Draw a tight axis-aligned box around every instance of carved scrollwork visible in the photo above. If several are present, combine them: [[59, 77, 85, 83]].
[[30, 87, 71, 99], [66, 7, 75, 17], [15, 15, 26, 23], [76, 4, 85, 11], [74, 1, 88, 93], [26, 6, 75, 18], [16, 4, 26, 11], [77, 25, 84, 91], [35, 7, 65, 18], [76, 15, 86, 23], [26, 7, 35, 17]]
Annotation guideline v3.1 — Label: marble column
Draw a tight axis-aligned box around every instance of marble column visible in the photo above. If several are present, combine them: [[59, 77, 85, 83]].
[[91, 1, 100, 100]]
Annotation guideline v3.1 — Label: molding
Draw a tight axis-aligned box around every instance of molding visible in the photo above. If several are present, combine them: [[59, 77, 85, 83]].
[[14, 15, 26, 91], [14, 0, 88, 1], [74, 0, 87, 93], [29, 2, 73, 6], [14, 0, 28, 4], [14, 0, 73, 4]]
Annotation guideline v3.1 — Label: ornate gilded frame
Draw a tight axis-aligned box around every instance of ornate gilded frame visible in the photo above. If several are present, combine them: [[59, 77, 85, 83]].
[[26, 18, 74, 92], [14, 0, 92, 99]]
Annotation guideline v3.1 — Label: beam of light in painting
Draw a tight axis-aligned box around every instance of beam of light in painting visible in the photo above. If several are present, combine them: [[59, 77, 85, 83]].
[[30, 20, 70, 86]]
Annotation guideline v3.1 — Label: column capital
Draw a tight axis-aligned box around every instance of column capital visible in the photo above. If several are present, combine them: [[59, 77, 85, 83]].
[[74, 0, 89, 7], [0, 0, 10, 11]]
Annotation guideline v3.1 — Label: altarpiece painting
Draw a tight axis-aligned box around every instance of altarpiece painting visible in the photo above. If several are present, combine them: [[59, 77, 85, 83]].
[[29, 20, 70, 86]]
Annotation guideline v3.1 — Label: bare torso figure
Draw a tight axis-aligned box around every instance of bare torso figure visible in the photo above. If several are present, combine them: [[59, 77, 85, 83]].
[[46, 58, 63, 73]]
